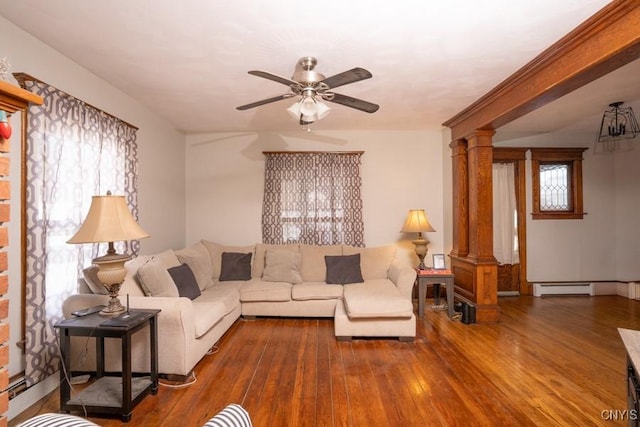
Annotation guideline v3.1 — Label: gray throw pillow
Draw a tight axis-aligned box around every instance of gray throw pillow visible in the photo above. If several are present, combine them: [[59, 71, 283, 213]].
[[325, 254, 364, 285], [168, 263, 201, 300], [220, 252, 252, 281]]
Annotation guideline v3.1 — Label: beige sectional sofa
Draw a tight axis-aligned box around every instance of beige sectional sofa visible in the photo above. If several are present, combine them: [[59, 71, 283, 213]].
[[63, 240, 417, 378]]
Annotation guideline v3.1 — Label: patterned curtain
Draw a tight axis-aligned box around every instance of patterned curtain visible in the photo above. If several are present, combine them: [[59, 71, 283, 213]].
[[262, 152, 364, 246], [21, 79, 139, 386]]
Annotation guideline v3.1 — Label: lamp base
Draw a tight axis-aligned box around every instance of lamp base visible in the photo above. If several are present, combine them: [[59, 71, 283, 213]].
[[100, 282, 126, 316], [93, 252, 130, 316], [412, 237, 428, 270]]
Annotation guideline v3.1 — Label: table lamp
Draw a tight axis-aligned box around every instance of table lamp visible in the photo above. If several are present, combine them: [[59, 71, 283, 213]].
[[67, 191, 149, 315], [401, 209, 435, 269]]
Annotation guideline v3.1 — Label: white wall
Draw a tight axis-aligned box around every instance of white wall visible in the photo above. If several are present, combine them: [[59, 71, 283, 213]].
[[1, 15, 186, 418], [185, 129, 447, 267], [496, 130, 639, 283], [614, 140, 640, 281]]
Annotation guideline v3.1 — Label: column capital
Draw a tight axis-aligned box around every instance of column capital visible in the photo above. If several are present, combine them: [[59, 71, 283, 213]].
[[466, 129, 496, 148], [449, 138, 468, 153]]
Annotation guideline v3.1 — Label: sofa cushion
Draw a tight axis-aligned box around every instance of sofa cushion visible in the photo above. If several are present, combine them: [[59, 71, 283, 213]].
[[168, 263, 201, 300], [239, 280, 292, 302], [292, 282, 343, 301], [342, 280, 413, 318], [325, 254, 364, 285], [154, 249, 182, 269], [220, 252, 252, 281], [175, 242, 214, 291], [137, 256, 180, 298], [253, 243, 299, 278], [197, 282, 240, 315], [191, 301, 226, 338], [342, 245, 397, 280], [82, 265, 108, 295], [299, 244, 342, 282], [120, 255, 151, 297], [263, 249, 302, 284], [202, 240, 256, 280]]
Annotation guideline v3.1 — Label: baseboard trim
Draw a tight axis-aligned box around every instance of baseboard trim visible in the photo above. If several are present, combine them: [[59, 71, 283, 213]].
[[498, 291, 520, 297]]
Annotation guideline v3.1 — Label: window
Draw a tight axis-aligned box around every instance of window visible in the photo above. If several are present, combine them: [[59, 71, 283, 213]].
[[530, 148, 587, 219], [262, 151, 364, 246], [17, 75, 139, 386]]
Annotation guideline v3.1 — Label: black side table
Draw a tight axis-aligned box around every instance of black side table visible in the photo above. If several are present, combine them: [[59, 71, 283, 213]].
[[55, 309, 160, 422]]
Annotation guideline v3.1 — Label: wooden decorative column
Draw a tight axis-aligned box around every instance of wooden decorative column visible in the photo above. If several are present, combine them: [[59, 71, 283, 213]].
[[0, 81, 42, 427], [449, 131, 500, 323], [449, 138, 468, 258]]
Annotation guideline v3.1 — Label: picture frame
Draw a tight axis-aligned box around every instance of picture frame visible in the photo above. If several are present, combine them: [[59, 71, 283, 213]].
[[432, 253, 446, 270]]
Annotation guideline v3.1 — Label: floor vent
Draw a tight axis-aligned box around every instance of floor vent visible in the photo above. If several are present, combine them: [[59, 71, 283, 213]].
[[533, 282, 594, 297]]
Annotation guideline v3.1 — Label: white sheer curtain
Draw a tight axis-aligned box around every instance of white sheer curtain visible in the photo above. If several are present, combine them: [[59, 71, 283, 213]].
[[492, 163, 519, 265], [21, 78, 139, 386]]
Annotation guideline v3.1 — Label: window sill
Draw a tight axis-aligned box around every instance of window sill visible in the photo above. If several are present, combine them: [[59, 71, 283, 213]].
[[531, 212, 585, 220]]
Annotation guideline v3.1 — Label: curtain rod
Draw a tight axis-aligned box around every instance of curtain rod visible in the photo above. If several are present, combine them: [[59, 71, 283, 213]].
[[13, 72, 139, 130], [262, 150, 364, 155]]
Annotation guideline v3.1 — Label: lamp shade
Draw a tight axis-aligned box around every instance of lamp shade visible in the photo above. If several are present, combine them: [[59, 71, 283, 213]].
[[401, 209, 435, 233], [67, 194, 149, 244]]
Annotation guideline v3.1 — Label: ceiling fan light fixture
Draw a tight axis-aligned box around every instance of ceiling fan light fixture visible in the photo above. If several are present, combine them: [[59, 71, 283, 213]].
[[287, 94, 330, 125], [299, 95, 317, 117], [286, 102, 301, 119], [315, 100, 331, 120]]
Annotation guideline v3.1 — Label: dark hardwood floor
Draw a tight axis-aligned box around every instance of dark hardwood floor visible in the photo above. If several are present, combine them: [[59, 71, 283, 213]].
[[10, 295, 640, 426]]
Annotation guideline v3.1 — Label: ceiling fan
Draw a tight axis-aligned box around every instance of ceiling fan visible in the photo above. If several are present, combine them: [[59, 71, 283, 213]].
[[236, 56, 379, 126]]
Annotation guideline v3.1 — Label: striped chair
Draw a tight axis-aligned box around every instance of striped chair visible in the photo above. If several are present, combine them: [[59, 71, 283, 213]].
[[16, 413, 99, 427], [204, 404, 252, 427], [17, 404, 251, 427]]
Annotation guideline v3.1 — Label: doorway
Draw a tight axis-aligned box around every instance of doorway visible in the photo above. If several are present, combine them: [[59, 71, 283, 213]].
[[493, 148, 530, 295]]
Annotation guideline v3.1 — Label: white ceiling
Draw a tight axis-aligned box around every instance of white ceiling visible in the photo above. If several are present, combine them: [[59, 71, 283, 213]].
[[2, 0, 633, 135]]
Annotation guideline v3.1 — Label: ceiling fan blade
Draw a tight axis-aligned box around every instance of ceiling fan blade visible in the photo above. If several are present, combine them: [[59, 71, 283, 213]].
[[236, 94, 295, 110], [248, 70, 300, 87], [323, 93, 379, 113], [320, 68, 372, 90]]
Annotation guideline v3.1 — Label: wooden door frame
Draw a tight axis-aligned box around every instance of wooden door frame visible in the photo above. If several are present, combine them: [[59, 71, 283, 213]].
[[493, 148, 530, 295]]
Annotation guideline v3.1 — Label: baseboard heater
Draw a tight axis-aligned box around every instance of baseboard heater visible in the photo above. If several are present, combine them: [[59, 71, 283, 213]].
[[533, 282, 594, 297]]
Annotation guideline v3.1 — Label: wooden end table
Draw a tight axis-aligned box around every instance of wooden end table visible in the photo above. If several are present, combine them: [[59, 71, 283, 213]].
[[54, 309, 160, 422], [416, 269, 454, 319]]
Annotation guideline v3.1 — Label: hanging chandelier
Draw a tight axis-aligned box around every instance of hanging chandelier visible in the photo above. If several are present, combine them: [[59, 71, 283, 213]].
[[597, 101, 640, 143]]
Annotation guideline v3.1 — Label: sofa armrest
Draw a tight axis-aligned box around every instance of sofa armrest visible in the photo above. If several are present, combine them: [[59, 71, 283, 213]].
[[127, 295, 196, 344], [62, 294, 109, 318], [388, 259, 417, 300], [62, 294, 196, 347]]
